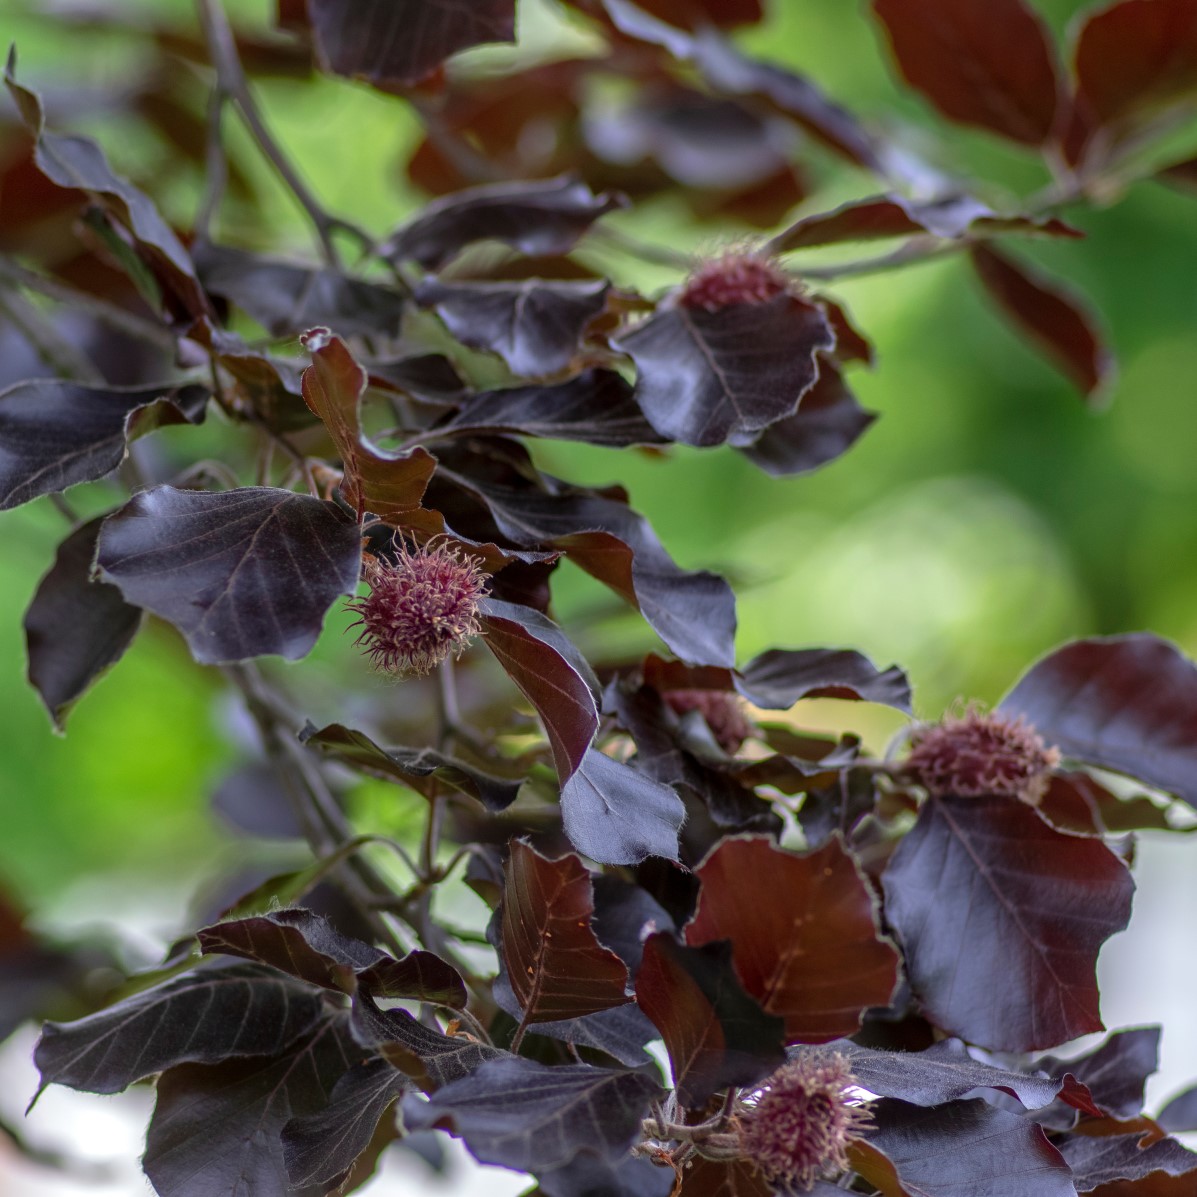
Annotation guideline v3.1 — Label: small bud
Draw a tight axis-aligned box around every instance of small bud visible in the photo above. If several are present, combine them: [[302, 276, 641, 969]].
[[678, 251, 793, 313], [905, 706, 1060, 802], [346, 540, 485, 677], [737, 1050, 872, 1191], [664, 688, 753, 754]]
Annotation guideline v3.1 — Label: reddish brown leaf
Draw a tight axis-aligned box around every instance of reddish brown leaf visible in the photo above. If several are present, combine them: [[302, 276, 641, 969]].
[[686, 836, 900, 1042], [478, 598, 600, 782], [1073, 0, 1197, 149], [971, 245, 1114, 400], [500, 840, 631, 1024], [676, 1157, 773, 1197], [1036, 772, 1175, 837], [871, 0, 1062, 145], [300, 328, 435, 521], [631, 0, 763, 30], [636, 933, 784, 1107], [1001, 634, 1197, 812], [882, 795, 1134, 1051]]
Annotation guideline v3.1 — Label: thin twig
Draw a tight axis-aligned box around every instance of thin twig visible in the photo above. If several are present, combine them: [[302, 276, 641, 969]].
[[196, 88, 229, 243], [195, 0, 370, 267]]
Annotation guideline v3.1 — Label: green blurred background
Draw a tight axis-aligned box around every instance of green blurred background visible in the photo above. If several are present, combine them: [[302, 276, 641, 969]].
[[2, 0, 1196, 925]]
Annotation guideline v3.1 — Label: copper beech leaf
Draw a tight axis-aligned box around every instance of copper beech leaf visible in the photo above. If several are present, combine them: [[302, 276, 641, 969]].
[[302, 0, 515, 87], [299, 721, 524, 812], [1059, 1133, 1197, 1192], [559, 748, 685, 865], [500, 840, 631, 1024], [686, 835, 900, 1041], [401, 1055, 661, 1172], [971, 245, 1114, 400], [635, 933, 785, 1108], [1040, 1028, 1162, 1120], [613, 294, 833, 447], [1000, 634, 1197, 811], [415, 277, 609, 377], [882, 795, 1134, 1052], [735, 646, 912, 712], [737, 361, 877, 478], [0, 380, 208, 511], [280, 1059, 409, 1191], [197, 908, 467, 1007], [34, 964, 325, 1096], [871, 0, 1062, 145], [440, 369, 666, 449], [96, 486, 362, 665], [856, 1098, 1076, 1197], [1073, 0, 1197, 148], [675, 1157, 774, 1197], [834, 1037, 1101, 1115], [143, 1013, 357, 1197], [478, 598, 600, 782], [385, 176, 626, 270], [300, 329, 435, 522], [24, 517, 142, 730], [195, 242, 406, 338]]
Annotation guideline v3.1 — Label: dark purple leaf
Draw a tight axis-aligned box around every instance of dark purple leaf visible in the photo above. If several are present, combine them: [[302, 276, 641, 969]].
[[1059, 1132, 1197, 1192], [735, 646, 912, 712], [195, 241, 405, 338], [1158, 1085, 1197, 1133], [636, 933, 785, 1107], [143, 1014, 357, 1197], [281, 1058, 408, 1190], [561, 748, 685, 865], [449, 477, 736, 667], [882, 795, 1134, 1051], [350, 995, 507, 1090], [1073, 0, 1197, 150], [4, 52, 205, 313], [365, 353, 469, 406], [305, 0, 515, 87], [441, 369, 666, 448], [198, 907, 467, 1007], [525, 1005, 660, 1068], [871, 0, 1062, 145], [0, 380, 207, 511], [23, 516, 142, 730], [687, 836, 900, 1042], [96, 485, 362, 665], [835, 1037, 1093, 1111], [684, 27, 885, 170], [1037, 772, 1176, 837], [590, 876, 675, 974], [971, 244, 1114, 400], [299, 721, 524, 812], [624, 0, 763, 31], [500, 840, 631, 1024], [1041, 1029, 1161, 1119], [415, 277, 608, 376], [536, 1152, 675, 1197], [612, 294, 833, 447], [858, 1098, 1075, 1197], [737, 361, 877, 477], [768, 194, 1080, 252], [34, 964, 324, 1096], [384, 177, 626, 270], [478, 597, 600, 782], [301, 329, 436, 522], [402, 1055, 661, 1172], [1000, 634, 1197, 811]]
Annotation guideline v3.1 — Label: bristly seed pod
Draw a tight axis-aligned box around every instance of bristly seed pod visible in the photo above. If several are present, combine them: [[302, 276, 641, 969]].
[[678, 251, 794, 313], [346, 539, 485, 677], [736, 1050, 872, 1191], [905, 705, 1060, 803]]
